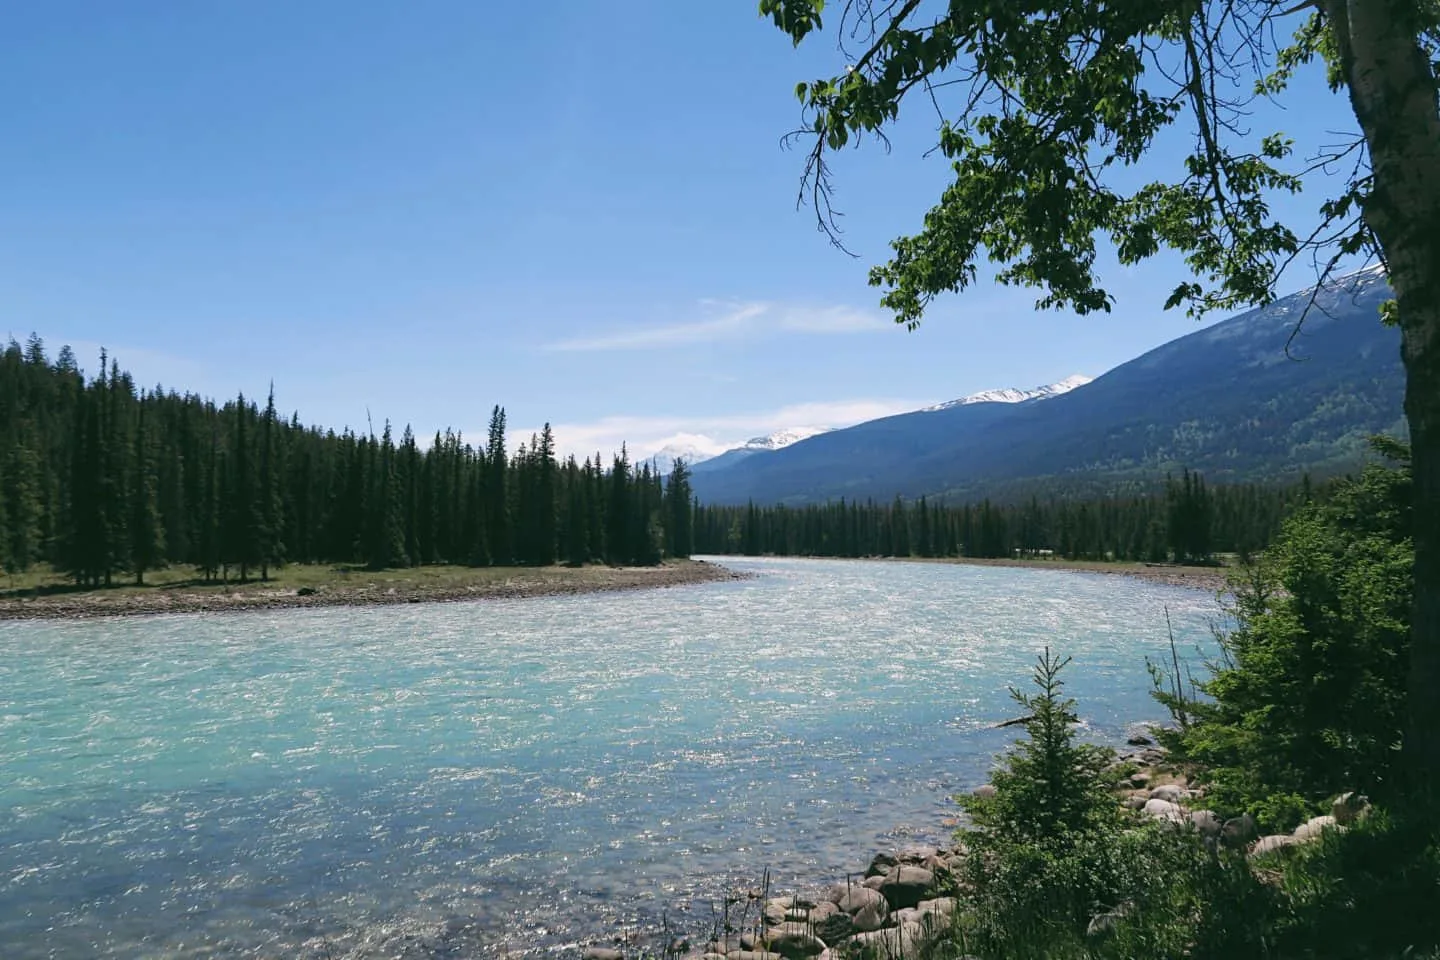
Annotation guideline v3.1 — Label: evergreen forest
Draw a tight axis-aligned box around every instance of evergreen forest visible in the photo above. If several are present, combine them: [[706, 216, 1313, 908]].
[[694, 471, 1309, 565], [0, 338, 696, 585]]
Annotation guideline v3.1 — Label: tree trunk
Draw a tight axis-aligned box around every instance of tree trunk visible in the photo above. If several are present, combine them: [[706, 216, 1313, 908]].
[[1329, 0, 1440, 793]]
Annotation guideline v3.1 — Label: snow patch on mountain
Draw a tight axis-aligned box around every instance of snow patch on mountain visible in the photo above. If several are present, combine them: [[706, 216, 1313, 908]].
[[646, 442, 718, 476], [738, 426, 833, 451], [925, 374, 1093, 411]]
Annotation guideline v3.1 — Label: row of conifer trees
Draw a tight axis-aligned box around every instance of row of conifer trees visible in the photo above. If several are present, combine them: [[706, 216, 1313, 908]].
[[1, 335, 1316, 584], [693, 470, 1307, 563], [0, 337, 694, 584]]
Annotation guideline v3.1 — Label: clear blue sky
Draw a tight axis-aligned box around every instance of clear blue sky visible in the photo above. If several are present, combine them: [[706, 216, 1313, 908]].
[[0, 2, 1357, 460]]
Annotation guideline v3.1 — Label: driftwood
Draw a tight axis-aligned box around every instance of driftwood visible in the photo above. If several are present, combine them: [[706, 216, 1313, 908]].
[[993, 714, 1035, 729]]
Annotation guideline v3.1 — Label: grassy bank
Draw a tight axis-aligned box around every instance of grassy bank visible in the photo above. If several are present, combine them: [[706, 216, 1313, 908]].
[[0, 559, 744, 620]]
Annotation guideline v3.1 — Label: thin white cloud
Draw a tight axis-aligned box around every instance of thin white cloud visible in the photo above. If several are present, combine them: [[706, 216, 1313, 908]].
[[546, 300, 888, 352], [521, 397, 929, 463]]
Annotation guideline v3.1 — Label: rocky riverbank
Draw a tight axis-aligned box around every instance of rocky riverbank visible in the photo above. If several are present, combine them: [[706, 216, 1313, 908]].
[[0, 559, 748, 620], [576, 733, 1361, 960]]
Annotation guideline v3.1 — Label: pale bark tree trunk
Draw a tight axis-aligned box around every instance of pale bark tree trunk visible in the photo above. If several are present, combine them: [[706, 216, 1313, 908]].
[[1327, 0, 1440, 792]]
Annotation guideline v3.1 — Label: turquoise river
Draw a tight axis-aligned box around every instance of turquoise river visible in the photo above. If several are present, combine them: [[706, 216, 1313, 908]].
[[0, 557, 1221, 958]]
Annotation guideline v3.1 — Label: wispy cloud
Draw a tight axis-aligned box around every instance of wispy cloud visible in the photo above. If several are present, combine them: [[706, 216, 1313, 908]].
[[546, 300, 888, 352], [519, 397, 929, 462]]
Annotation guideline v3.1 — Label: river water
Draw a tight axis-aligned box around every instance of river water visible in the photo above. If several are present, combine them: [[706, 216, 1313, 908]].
[[0, 557, 1221, 958]]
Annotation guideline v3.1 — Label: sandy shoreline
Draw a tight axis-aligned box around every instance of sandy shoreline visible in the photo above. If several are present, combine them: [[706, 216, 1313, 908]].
[[0, 560, 749, 622]]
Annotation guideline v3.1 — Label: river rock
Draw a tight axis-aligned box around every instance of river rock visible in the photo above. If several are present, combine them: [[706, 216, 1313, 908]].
[[1190, 809, 1223, 836], [727, 952, 781, 960], [1148, 783, 1189, 804], [848, 922, 926, 955], [1127, 732, 1154, 746], [1142, 798, 1186, 823], [1293, 815, 1338, 842], [918, 897, 957, 921], [852, 899, 889, 933], [583, 949, 624, 960], [866, 852, 899, 877], [1128, 771, 1152, 788], [879, 866, 934, 909], [971, 784, 997, 800], [1222, 813, 1258, 846], [861, 874, 886, 891], [763, 924, 826, 958], [898, 845, 938, 864], [812, 913, 855, 946], [1251, 834, 1298, 858], [1332, 792, 1371, 825], [837, 885, 885, 915], [818, 883, 847, 904], [804, 901, 839, 924]]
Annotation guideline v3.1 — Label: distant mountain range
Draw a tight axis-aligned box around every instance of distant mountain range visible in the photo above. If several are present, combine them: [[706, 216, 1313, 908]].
[[691, 269, 1405, 505], [645, 427, 832, 476]]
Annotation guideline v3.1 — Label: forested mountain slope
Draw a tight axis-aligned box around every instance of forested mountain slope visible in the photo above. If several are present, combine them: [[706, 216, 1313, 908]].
[[693, 271, 1403, 505]]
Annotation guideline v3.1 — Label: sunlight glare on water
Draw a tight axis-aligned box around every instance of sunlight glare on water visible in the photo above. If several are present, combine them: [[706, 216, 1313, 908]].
[[0, 558, 1221, 958]]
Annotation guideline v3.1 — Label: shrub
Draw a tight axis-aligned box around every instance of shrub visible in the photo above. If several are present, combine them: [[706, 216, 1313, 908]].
[[1153, 441, 1412, 829]]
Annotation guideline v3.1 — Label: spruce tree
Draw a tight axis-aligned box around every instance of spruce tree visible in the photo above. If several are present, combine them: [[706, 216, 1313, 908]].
[[534, 425, 558, 565], [486, 406, 512, 564], [3, 440, 41, 575], [664, 458, 694, 559], [607, 447, 632, 564], [129, 397, 165, 584], [258, 387, 285, 579]]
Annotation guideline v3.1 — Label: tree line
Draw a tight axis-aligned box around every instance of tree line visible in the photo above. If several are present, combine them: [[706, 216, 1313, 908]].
[[0, 338, 695, 584], [693, 469, 1310, 564]]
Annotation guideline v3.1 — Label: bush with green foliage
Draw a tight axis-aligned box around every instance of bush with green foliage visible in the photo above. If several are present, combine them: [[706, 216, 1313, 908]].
[[1154, 440, 1413, 829], [942, 653, 1270, 958], [936, 644, 1437, 959]]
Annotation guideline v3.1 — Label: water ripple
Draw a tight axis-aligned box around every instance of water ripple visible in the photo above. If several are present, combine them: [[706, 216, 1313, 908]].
[[0, 557, 1220, 958]]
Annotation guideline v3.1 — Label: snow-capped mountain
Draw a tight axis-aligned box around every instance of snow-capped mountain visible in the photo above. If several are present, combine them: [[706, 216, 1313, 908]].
[[646, 443, 717, 476], [737, 426, 833, 451], [924, 374, 1093, 411], [691, 268, 1403, 506]]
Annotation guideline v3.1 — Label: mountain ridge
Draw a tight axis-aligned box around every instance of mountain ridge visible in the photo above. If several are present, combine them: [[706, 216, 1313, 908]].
[[691, 271, 1404, 505]]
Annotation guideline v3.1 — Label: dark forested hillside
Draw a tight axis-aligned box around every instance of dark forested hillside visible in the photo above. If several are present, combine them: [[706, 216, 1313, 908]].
[[692, 271, 1404, 506], [0, 339, 695, 584], [694, 472, 1310, 563]]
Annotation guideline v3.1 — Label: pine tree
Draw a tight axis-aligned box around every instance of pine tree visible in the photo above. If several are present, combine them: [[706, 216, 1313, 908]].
[[199, 428, 222, 582], [565, 456, 589, 567], [664, 458, 694, 559], [2, 440, 41, 575], [534, 424, 558, 565], [486, 406, 512, 564], [129, 396, 165, 584], [607, 447, 632, 564], [258, 386, 286, 579]]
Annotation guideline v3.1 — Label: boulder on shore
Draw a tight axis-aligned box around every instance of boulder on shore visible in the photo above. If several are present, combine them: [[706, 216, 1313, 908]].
[[837, 886, 885, 915], [1332, 792, 1371, 825], [762, 923, 826, 958], [851, 899, 889, 933], [1293, 815, 1339, 842], [1222, 813, 1258, 847], [1190, 809, 1223, 837], [1251, 834, 1298, 858], [1142, 798, 1186, 823], [878, 865, 935, 910]]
